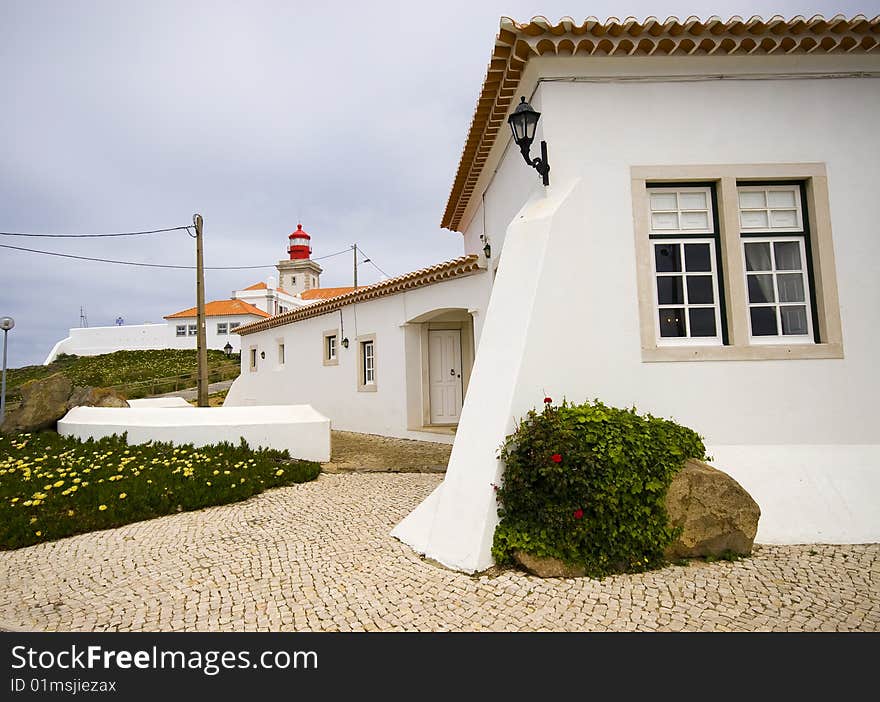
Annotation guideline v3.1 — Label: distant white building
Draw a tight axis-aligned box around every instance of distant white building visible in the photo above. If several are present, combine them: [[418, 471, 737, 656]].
[[227, 14, 880, 571], [43, 225, 354, 363]]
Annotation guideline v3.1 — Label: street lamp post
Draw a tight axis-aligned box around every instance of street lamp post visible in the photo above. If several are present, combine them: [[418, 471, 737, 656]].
[[0, 316, 14, 425]]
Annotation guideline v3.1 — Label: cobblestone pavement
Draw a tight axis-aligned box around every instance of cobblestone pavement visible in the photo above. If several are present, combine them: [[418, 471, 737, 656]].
[[0, 474, 877, 632]]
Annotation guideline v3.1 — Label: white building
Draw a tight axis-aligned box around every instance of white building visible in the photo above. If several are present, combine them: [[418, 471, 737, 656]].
[[43, 225, 354, 363], [230, 14, 880, 571]]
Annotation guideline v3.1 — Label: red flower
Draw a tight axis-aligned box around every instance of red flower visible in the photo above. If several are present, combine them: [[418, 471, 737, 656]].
[[573, 509, 584, 520], [551, 453, 562, 463], [543, 397, 552, 404]]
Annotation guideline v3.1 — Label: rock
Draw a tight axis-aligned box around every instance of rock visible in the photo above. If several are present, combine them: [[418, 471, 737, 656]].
[[68, 387, 129, 409], [1, 376, 129, 434], [664, 458, 761, 559], [513, 550, 586, 578], [1, 373, 72, 433]]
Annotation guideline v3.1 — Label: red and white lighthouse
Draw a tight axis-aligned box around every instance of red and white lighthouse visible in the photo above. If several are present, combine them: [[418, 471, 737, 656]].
[[277, 223, 323, 295], [288, 223, 312, 260]]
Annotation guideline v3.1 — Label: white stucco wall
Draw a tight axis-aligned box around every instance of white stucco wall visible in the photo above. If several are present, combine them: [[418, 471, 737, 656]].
[[395, 54, 880, 571], [44, 314, 264, 364], [224, 273, 489, 442], [58, 404, 331, 462]]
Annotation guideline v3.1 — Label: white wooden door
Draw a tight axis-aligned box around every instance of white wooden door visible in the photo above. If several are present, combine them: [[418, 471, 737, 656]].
[[429, 329, 463, 425]]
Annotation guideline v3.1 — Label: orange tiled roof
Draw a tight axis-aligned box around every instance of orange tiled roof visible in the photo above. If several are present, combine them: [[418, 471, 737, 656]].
[[241, 281, 294, 296], [236, 256, 482, 335], [300, 286, 357, 301], [442, 14, 880, 231], [164, 299, 271, 319]]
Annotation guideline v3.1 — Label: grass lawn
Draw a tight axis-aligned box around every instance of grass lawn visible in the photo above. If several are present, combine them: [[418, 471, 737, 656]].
[[6, 349, 240, 401], [0, 432, 320, 550]]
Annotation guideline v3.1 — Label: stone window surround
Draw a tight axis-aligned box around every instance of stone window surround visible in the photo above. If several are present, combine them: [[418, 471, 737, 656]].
[[276, 337, 285, 367], [356, 333, 377, 392], [248, 345, 258, 372], [631, 163, 843, 362], [323, 329, 339, 367]]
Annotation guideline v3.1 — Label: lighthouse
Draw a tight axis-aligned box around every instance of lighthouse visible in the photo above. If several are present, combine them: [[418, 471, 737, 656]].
[[276, 223, 323, 295]]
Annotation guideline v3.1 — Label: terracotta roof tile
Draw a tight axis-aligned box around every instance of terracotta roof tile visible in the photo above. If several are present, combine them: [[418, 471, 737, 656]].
[[442, 14, 880, 231], [300, 286, 357, 301], [236, 256, 482, 335], [165, 299, 271, 319]]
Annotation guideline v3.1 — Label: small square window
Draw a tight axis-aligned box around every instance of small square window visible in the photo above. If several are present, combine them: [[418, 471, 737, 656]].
[[176, 325, 187, 337], [229, 322, 240, 330], [188, 324, 197, 336], [217, 322, 228, 335]]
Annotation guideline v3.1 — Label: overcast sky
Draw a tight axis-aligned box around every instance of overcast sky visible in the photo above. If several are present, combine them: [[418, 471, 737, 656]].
[[1, 0, 873, 366]]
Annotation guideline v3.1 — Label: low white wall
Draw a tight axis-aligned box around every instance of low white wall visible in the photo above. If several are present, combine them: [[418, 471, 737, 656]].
[[127, 397, 193, 408], [58, 404, 331, 462], [44, 315, 261, 364]]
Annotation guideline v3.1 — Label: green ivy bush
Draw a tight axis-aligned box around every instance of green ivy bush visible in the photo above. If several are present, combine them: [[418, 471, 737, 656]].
[[492, 399, 706, 578]]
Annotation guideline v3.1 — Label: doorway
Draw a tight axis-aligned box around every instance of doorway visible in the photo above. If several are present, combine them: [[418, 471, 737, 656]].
[[428, 329, 463, 425]]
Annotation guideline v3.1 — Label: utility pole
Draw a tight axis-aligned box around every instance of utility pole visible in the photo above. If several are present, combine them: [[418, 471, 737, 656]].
[[352, 243, 358, 289], [194, 214, 208, 407], [0, 317, 14, 425]]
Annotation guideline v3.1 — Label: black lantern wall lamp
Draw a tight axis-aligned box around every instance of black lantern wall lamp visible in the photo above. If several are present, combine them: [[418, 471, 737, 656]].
[[508, 96, 550, 186]]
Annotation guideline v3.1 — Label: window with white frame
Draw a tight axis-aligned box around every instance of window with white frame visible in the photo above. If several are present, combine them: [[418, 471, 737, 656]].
[[217, 322, 228, 335], [187, 324, 197, 336], [229, 322, 240, 331], [361, 340, 374, 385], [249, 347, 257, 371], [175, 324, 187, 337], [647, 185, 725, 345], [739, 184, 814, 342], [326, 334, 337, 361]]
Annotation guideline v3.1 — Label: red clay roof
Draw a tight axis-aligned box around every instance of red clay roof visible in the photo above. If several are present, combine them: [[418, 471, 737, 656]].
[[300, 287, 357, 301], [241, 281, 293, 296], [165, 299, 271, 319]]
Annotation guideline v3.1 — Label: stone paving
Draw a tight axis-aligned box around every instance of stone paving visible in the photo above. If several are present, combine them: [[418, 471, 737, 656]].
[[0, 473, 877, 632]]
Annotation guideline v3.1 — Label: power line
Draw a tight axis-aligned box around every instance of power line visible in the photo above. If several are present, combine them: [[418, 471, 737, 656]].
[[355, 247, 391, 278], [0, 242, 356, 270], [0, 226, 190, 238], [312, 248, 352, 261]]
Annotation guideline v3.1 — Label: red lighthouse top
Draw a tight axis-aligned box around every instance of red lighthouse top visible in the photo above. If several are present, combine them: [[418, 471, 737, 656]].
[[288, 223, 312, 260]]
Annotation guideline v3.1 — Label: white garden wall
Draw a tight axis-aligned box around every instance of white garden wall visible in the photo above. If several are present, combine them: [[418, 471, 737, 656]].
[[58, 404, 330, 462], [44, 314, 263, 364]]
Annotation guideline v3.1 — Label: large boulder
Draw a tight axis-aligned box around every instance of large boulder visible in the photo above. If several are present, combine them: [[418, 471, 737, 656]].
[[1, 375, 129, 433], [664, 458, 760, 559], [513, 550, 586, 579]]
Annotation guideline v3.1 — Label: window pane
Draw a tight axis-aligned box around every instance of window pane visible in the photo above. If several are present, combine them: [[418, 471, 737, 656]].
[[781, 306, 809, 335], [678, 192, 707, 209], [777, 273, 805, 302], [768, 189, 796, 208], [651, 212, 678, 230], [650, 192, 677, 211], [774, 241, 802, 270], [770, 210, 798, 228], [747, 274, 775, 303], [750, 307, 778, 336], [680, 211, 709, 230], [739, 191, 766, 208], [741, 210, 769, 229], [686, 276, 714, 304], [689, 308, 717, 337], [744, 242, 772, 271], [657, 276, 684, 305], [654, 244, 681, 272], [658, 308, 686, 337], [684, 243, 711, 272]]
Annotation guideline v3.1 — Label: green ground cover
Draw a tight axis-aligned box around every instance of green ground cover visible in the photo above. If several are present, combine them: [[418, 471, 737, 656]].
[[0, 431, 319, 549]]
